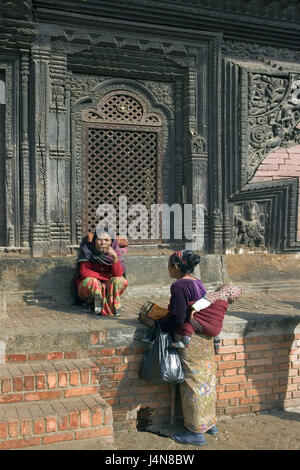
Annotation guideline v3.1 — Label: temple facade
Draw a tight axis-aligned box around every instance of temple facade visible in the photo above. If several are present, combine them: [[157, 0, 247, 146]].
[[0, 0, 300, 256]]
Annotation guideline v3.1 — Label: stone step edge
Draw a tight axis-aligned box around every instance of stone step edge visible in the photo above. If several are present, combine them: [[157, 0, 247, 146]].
[[0, 328, 148, 363], [0, 394, 113, 449], [0, 358, 101, 402]]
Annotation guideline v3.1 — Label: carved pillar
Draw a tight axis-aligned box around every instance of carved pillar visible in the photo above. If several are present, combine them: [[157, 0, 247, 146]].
[[48, 52, 71, 253], [30, 43, 51, 256], [71, 109, 83, 245], [182, 58, 208, 251], [222, 59, 242, 252], [210, 208, 224, 253], [4, 63, 17, 247], [0, 71, 5, 247], [183, 134, 208, 251], [174, 79, 184, 205], [208, 37, 223, 253], [20, 51, 30, 247], [5, 151, 15, 247], [182, 59, 197, 142]]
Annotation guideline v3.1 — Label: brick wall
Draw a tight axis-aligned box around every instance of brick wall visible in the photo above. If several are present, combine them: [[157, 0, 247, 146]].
[[88, 338, 171, 430], [216, 333, 300, 416], [1, 330, 300, 438], [251, 142, 300, 240], [89, 331, 300, 426]]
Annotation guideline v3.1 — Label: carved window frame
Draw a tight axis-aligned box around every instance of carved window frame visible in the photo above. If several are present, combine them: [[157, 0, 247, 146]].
[[63, 25, 221, 249], [69, 78, 175, 245]]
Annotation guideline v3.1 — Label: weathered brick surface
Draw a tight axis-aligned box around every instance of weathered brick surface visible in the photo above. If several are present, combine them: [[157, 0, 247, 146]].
[[215, 334, 300, 417], [0, 359, 100, 401], [0, 396, 113, 450], [0, 317, 299, 448], [81, 333, 300, 424]]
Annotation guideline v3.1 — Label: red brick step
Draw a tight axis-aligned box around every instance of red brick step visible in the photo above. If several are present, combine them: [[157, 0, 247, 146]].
[[0, 359, 100, 404], [0, 395, 113, 449]]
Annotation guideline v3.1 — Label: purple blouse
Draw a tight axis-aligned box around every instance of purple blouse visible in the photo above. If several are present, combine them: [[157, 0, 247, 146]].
[[159, 278, 207, 334]]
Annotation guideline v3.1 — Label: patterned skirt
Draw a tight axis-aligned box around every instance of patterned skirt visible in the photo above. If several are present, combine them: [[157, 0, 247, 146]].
[[77, 276, 128, 316], [176, 333, 216, 433]]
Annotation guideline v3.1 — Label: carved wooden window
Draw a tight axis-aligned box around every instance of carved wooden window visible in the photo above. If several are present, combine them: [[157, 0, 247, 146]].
[[0, 72, 5, 246], [82, 91, 163, 243]]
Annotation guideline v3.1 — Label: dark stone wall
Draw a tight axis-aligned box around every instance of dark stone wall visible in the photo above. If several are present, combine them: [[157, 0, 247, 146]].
[[0, 0, 299, 255], [0, 103, 5, 246], [0, 70, 5, 246]]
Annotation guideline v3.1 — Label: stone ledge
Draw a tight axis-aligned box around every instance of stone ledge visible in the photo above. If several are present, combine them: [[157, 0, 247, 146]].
[[0, 254, 228, 310], [222, 314, 300, 337], [1, 309, 299, 355], [224, 253, 300, 283]]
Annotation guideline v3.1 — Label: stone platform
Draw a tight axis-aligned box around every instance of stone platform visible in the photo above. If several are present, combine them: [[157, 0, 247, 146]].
[[1, 251, 300, 314], [1, 286, 300, 352]]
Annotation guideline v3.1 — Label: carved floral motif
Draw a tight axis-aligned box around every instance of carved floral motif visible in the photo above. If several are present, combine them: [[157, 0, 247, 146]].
[[223, 40, 300, 63], [140, 81, 175, 112], [191, 132, 206, 154], [68, 74, 105, 105], [3, 0, 32, 20], [248, 73, 300, 181]]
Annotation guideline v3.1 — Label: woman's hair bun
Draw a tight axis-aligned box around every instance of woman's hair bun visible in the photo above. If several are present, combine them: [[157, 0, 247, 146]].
[[169, 250, 200, 274], [182, 250, 200, 270]]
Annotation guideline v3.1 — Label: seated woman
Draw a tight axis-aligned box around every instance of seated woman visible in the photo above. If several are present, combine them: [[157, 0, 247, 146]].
[[158, 250, 218, 446], [74, 230, 128, 317]]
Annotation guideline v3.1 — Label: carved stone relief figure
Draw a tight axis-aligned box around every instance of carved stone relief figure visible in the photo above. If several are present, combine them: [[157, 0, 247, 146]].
[[234, 202, 266, 248], [248, 74, 300, 181]]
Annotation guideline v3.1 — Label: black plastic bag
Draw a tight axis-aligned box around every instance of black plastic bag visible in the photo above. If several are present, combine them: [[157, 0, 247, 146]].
[[139, 325, 185, 384]]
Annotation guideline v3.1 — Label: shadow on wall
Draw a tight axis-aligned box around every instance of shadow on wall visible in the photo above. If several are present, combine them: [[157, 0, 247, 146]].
[[31, 266, 75, 307], [89, 325, 175, 432], [224, 306, 300, 424]]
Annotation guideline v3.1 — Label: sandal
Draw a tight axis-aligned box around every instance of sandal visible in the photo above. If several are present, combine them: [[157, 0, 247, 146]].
[[93, 296, 103, 315], [206, 425, 218, 435], [114, 308, 122, 317], [172, 431, 207, 446]]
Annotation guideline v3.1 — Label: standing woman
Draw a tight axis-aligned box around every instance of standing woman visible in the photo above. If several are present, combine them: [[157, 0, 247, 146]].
[[74, 231, 128, 317], [159, 250, 218, 446]]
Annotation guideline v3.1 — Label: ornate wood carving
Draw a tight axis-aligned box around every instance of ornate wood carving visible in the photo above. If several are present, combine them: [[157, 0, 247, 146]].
[[248, 73, 300, 181], [30, 46, 51, 254], [82, 91, 163, 126], [223, 40, 300, 63], [224, 56, 300, 253], [0, 4, 225, 253], [3, 0, 32, 20]]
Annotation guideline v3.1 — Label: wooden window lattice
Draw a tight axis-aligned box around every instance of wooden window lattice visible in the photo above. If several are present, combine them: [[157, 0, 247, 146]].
[[82, 91, 163, 242]]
